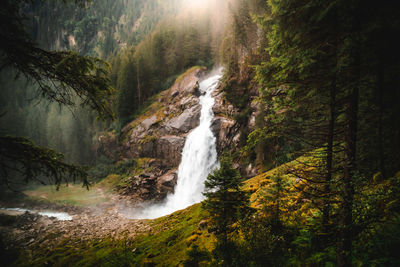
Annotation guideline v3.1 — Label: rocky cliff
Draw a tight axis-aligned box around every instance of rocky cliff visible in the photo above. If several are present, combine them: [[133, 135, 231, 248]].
[[98, 67, 257, 202]]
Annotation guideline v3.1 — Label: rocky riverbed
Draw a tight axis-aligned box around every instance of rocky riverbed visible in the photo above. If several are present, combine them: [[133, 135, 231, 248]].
[[0, 202, 152, 259]]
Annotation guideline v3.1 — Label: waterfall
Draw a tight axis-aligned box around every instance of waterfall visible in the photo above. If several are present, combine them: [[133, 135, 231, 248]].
[[133, 70, 222, 219]]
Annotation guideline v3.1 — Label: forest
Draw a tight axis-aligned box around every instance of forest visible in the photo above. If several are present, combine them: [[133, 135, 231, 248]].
[[0, 0, 399, 266]]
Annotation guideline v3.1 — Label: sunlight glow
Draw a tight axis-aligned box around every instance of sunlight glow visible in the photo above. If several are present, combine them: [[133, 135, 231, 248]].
[[182, 0, 212, 11]]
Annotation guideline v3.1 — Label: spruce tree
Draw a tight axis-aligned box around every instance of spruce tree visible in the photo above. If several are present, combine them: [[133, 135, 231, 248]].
[[202, 156, 251, 266]]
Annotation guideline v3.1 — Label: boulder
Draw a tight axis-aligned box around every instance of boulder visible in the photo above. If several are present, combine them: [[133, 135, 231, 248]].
[[164, 104, 201, 133], [141, 115, 157, 130], [156, 169, 178, 197], [121, 174, 158, 201], [179, 95, 198, 109]]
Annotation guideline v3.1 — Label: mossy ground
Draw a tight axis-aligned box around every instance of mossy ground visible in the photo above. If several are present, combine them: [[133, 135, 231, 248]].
[[128, 204, 214, 266], [12, 204, 214, 267]]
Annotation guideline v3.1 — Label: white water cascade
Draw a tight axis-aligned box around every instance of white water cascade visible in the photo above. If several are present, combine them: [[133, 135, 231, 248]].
[[133, 71, 222, 219]]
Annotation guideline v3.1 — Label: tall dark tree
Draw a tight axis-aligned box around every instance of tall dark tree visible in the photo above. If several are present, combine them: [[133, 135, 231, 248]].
[[254, 0, 342, 251], [254, 0, 400, 265]]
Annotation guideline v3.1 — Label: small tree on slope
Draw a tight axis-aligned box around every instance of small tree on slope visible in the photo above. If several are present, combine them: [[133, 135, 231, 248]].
[[202, 156, 252, 266]]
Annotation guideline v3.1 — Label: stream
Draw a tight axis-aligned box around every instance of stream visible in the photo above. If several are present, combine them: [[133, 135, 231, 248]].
[[0, 207, 73, 221]]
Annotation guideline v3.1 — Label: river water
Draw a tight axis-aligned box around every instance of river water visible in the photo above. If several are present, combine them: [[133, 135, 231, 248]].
[[0, 207, 73, 221]]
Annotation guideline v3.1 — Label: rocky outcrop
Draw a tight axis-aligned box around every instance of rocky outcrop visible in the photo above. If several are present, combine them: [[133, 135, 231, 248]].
[[212, 90, 236, 117], [97, 68, 208, 202], [210, 87, 243, 153], [168, 67, 203, 98], [164, 105, 201, 133], [116, 67, 206, 166], [120, 168, 178, 202]]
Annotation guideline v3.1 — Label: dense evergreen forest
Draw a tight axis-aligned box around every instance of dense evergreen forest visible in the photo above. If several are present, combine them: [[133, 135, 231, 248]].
[[1, 0, 399, 266]]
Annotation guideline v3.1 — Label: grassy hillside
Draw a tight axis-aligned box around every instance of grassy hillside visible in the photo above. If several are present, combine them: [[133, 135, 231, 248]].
[[10, 151, 400, 266]]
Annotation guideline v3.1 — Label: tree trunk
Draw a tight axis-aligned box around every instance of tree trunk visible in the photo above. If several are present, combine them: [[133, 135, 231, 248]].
[[337, 3, 360, 264], [322, 8, 338, 239], [377, 58, 386, 179], [322, 80, 336, 237], [337, 55, 360, 267]]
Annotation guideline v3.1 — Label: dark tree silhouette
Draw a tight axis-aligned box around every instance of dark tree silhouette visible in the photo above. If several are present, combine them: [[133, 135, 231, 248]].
[[0, 0, 113, 188]]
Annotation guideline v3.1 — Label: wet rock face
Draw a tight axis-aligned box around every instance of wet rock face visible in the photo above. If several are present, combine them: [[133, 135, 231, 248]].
[[114, 68, 205, 165], [211, 116, 239, 153], [155, 136, 185, 166]]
